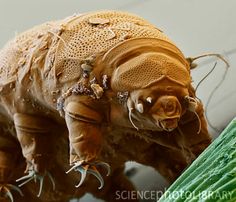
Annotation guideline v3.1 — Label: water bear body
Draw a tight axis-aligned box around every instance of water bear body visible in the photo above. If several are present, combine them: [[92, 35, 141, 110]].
[[0, 11, 211, 202]]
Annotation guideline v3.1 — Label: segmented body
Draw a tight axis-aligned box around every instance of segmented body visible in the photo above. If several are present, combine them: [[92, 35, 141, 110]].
[[0, 11, 211, 202]]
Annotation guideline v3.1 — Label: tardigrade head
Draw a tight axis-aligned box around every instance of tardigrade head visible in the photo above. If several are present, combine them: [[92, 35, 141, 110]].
[[126, 82, 193, 131], [103, 38, 197, 131]]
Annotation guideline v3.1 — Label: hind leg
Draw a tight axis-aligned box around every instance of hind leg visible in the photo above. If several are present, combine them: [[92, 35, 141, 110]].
[[12, 113, 62, 199], [13, 113, 76, 201]]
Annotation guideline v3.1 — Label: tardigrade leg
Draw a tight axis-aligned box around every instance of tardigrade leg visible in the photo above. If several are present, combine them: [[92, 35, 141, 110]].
[[0, 126, 24, 202], [13, 113, 56, 197], [64, 97, 110, 189]]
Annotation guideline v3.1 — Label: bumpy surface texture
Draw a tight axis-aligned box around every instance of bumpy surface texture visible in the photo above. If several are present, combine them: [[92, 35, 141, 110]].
[[0, 11, 211, 202]]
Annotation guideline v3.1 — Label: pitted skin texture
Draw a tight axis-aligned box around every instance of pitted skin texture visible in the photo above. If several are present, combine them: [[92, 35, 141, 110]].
[[0, 11, 211, 202]]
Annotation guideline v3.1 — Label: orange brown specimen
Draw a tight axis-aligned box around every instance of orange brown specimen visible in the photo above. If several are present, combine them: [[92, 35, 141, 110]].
[[0, 11, 211, 202]]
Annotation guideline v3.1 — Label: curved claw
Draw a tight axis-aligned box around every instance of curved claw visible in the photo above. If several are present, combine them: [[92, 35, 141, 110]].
[[0, 184, 24, 202], [16, 170, 55, 198], [46, 171, 56, 191], [87, 166, 104, 189], [37, 176, 44, 197], [6, 184, 24, 197], [66, 161, 110, 189], [75, 165, 89, 188], [3, 187, 14, 202], [93, 162, 111, 176]]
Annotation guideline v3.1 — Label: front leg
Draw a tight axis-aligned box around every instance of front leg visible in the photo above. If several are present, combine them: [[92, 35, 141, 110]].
[[13, 113, 55, 197], [64, 101, 110, 189]]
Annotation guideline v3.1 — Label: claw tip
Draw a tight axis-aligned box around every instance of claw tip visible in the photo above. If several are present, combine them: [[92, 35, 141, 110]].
[[98, 185, 103, 190]]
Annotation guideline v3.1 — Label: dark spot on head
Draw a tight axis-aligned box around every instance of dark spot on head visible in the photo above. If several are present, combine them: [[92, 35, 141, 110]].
[[166, 86, 173, 92]]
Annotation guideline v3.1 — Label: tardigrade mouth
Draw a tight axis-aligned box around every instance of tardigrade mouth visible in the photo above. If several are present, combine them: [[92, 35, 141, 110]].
[[159, 118, 179, 132]]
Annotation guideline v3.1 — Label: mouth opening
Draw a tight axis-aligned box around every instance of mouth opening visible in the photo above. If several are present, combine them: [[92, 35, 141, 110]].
[[158, 118, 179, 132]]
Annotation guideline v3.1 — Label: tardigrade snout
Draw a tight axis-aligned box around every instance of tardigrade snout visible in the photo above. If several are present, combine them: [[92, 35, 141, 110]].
[[151, 95, 182, 131]]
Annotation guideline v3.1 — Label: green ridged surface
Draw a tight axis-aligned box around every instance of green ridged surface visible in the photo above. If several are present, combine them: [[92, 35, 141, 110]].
[[158, 118, 236, 202]]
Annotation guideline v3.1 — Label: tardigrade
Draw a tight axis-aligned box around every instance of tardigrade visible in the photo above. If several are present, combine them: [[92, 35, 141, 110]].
[[0, 10, 211, 202]]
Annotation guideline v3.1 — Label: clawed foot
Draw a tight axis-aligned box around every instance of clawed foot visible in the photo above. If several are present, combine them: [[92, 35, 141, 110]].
[[66, 160, 111, 189], [0, 184, 23, 202], [16, 170, 55, 197]]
